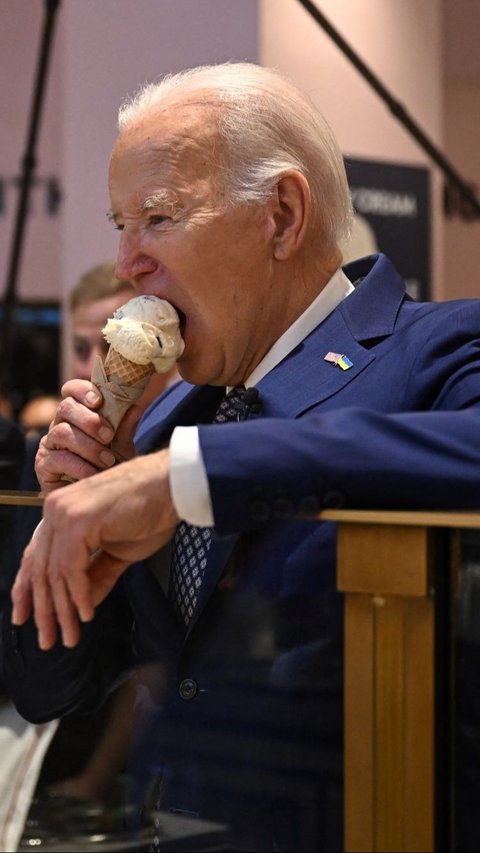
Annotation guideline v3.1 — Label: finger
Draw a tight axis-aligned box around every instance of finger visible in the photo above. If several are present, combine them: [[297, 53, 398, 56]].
[[53, 397, 115, 446], [32, 575, 58, 651], [88, 551, 131, 608], [18, 517, 59, 650], [112, 405, 142, 462], [47, 519, 95, 625], [49, 574, 83, 648], [41, 447, 107, 484], [60, 379, 104, 410], [42, 423, 116, 474], [11, 569, 33, 625]]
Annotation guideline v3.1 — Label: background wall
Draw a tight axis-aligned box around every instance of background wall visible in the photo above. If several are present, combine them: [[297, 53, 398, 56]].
[[1, 0, 480, 390], [59, 0, 259, 297], [0, 0, 62, 303], [0, 0, 259, 306], [443, 0, 480, 299], [260, 0, 444, 296]]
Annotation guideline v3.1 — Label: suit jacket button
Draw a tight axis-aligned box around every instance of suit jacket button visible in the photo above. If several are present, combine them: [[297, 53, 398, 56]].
[[323, 490, 346, 509], [248, 501, 270, 523], [297, 495, 320, 517], [179, 678, 198, 700], [272, 498, 294, 519]]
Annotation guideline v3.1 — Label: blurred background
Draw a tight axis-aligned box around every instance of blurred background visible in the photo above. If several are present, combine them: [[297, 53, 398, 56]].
[[0, 0, 479, 412]]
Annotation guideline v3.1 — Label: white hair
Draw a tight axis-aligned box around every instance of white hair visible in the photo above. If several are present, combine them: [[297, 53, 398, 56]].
[[118, 62, 353, 248]]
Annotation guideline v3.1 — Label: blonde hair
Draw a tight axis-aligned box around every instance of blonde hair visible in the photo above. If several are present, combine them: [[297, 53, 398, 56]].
[[118, 63, 353, 248], [70, 262, 133, 311]]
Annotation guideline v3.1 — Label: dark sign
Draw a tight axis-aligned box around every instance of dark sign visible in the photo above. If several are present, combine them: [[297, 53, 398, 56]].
[[344, 158, 430, 300]]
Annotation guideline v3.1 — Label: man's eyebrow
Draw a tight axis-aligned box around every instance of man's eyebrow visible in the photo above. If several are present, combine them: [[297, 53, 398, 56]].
[[141, 191, 181, 212], [105, 193, 181, 225]]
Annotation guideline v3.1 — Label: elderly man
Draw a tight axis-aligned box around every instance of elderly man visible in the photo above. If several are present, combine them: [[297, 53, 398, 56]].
[[4, 63, 480, 851]]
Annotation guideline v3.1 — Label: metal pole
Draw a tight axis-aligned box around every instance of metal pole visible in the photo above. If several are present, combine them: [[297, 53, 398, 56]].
[[296, 0, 480, 217], [0, 0, 62, 398]]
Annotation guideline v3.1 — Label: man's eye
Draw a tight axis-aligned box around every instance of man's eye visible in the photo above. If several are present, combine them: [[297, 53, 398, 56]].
[[148, 215, 170, 228]]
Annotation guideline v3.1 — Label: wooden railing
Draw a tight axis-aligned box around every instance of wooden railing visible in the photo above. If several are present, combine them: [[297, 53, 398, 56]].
[[322, 508, 480, 853], [2, 492, 480, 852]]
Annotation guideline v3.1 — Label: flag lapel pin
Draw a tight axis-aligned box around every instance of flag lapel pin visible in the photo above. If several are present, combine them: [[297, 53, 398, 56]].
[[324, 351, 353, 371]]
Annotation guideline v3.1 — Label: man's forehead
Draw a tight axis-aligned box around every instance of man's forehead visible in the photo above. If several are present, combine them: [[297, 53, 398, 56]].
[[115, 100, 220, 158], [109, 110, 222, 215]]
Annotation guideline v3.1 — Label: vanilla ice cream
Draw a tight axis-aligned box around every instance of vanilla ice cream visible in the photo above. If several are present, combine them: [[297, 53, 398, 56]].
[[102, 294, 185, 373], [90, 295, 184, 432]]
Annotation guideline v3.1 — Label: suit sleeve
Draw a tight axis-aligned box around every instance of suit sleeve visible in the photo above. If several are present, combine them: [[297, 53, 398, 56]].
[[200, 407, 480, 534], [1, 580, 135, 723], [199, 307, 480, 534]]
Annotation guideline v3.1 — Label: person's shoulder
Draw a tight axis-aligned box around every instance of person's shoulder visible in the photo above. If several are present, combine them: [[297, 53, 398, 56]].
[[411, 295, 480, 323]]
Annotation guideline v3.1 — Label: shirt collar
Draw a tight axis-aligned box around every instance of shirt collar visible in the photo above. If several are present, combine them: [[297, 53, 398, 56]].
[[242, 267, 354, 389]]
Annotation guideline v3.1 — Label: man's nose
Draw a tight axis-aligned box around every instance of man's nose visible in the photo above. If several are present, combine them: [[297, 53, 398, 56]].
[[115, 231, 157, 281]]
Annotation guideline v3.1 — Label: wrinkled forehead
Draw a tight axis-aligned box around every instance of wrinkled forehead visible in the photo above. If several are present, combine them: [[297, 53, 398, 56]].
[[110, 102, 223, 186]]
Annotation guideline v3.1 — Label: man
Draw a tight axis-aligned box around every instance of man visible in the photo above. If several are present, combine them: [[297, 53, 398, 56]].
[[4, 63, 480, 851], [10, 262, 177, 812], [69, 261, 134, 381]]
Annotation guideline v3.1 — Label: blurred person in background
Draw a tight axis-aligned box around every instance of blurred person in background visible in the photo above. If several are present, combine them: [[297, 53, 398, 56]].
[[18, 394, 60, 440], [4, 263, 178, 845], [18, 261, 177, 795]]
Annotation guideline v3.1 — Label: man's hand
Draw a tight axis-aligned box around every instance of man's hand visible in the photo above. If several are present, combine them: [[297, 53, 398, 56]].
[[35, 379, 143, 492], [12, 450, 178, 650]]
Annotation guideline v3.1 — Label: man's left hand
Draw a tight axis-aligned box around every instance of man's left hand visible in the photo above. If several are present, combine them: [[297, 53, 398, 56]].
[[11, 450, 178, 650]]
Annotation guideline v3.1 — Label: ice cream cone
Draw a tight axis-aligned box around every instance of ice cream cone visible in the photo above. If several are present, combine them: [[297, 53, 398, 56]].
[[103, 347, 155, 385], [91, 353, 153, 433], [93, 295, 184, 432]]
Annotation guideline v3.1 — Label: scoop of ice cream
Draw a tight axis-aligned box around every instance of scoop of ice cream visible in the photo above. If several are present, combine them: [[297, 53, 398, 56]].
[[102, 295, 184, 373]]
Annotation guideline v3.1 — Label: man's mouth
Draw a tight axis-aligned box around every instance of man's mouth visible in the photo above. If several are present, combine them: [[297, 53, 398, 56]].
[[175, 307, 186, 333]]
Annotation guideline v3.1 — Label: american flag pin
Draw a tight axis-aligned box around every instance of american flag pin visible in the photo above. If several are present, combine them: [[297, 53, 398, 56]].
[[324, 352, 353, 370]]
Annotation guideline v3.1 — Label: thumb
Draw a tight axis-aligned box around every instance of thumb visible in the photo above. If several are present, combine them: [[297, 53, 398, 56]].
[[112, 404, 143, 462]]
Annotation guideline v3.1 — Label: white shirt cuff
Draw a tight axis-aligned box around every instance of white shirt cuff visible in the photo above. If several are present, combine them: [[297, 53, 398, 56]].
[[169, 426, 214, 527]]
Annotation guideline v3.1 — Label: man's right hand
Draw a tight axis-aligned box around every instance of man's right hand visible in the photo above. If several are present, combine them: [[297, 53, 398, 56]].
[[35, 379, 118, 492]]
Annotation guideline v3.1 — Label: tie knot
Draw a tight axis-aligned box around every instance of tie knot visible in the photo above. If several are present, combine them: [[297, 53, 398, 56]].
[[213, 386, 246, 423]]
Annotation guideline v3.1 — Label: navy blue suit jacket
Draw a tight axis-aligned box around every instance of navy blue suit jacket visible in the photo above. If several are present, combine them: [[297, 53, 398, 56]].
[[4, 254, 480, 850]]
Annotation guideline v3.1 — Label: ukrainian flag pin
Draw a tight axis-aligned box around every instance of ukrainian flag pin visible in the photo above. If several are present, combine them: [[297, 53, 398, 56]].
[[324, 352, 353, 371]]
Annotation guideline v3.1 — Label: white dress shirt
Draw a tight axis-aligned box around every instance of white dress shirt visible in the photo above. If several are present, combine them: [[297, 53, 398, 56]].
[[169, 267, 354, 526]]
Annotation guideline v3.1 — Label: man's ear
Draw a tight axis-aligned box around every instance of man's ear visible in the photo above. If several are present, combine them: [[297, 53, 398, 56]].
[[271, 171, 311, 261]]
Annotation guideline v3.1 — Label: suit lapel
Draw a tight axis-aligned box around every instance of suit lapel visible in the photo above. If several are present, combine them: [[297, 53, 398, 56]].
[[256, 253, 407, 418], [256, 309, 375, 417], [135, 382, 224, 454]]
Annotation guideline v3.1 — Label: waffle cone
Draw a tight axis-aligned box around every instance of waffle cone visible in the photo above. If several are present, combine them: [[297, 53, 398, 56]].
[[91, 352, 155, 433], [104, 347, 155, 385]]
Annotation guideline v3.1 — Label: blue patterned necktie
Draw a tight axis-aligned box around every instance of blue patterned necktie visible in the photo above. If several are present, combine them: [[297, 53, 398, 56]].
[[169, 385, 251, 627]]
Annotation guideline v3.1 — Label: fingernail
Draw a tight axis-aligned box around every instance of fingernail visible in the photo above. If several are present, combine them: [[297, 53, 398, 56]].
[[85, 390, 101, 405], [100, 450, 116, 467], [99, 426, 114, 442]]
